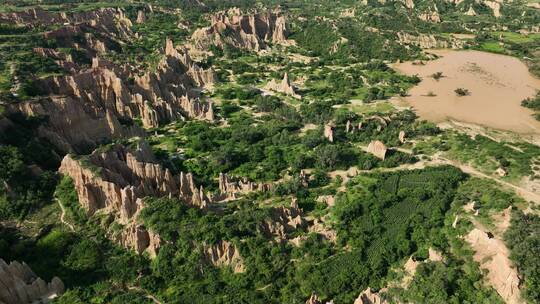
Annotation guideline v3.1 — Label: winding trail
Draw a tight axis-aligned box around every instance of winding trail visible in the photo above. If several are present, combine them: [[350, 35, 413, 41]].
[[56, 199, 75, 232], [435, 156, 540, 204], [356, 143, 540, 204]]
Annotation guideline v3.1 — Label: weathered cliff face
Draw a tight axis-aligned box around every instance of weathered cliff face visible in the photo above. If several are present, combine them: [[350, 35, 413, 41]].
[[10, 39, 216, 153], [305, 293, 322, 304], [481, 0, 502, 17], [262, 204, 306, 239], [264, 73, 301, 99], [218, 173, 272, 200], [191, 8, 289, 52], [0, 7, 133, 40], [397, 32, 463, 49], [59, 141, 211, 255], [205, 241, 245, 273], [324, 123, 335, 142], [0, 259, 64, 304], [419, 7, 441, 23], [465, 228, 523, 304], [353, 288, 388, 304], [11, 94, 144, 154], [367, 140, 388, 160]]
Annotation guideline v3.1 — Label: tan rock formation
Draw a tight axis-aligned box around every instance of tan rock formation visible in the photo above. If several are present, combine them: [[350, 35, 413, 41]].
[[346, 120, 352, 133], [367, 140, 388, 160], [10, 39, 216, 153], [354, 288, 389, 304], [205, 241, 245, 273], [0, 259, 64, 304], [419, 8, 441, 23], [136, 10, 146, 24], [465, 6, 478, 16], [495, 167, 507, 177], [265, 73, 301, 98], [324, 123, 335, 142], [401, 0, 415, 9], [0, 7, 132, 38], [398, 32, 448, 49], [316, 195, 336, 207], [305, 293, 322, 304], [262, 205, 306, 239], [340, 8, 356, 17], [191, 9, 289, 52], [465, 228, 524, 304], [308, 219, 337, 243], [59, 141, 211, 255], [218, 173, 272, 200], [399, 131, 406, 143], [482, 0, 502, 17]]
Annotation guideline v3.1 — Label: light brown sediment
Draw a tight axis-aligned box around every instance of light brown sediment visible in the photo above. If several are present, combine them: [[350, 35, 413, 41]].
[[394, 50, 540, 135]]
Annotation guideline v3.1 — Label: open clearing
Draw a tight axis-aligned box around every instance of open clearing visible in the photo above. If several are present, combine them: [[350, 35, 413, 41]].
[[393, 50, 540, 134]]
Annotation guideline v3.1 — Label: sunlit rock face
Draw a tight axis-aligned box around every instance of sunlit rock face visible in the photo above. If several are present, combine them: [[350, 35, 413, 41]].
[[191, 8, 289, 52], [0, 259, 65, 304], [59, 141, 211, 256]]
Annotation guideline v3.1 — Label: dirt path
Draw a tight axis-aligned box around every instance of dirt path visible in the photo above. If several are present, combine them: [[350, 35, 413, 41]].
[[434, 156, 540, 204], [354, 146, 540, 204], [56, 199, 75, 232]]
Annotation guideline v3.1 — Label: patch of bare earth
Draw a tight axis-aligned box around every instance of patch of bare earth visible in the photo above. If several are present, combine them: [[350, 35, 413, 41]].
[[465, 207, 524, 304], [394, 50, 540, 135]]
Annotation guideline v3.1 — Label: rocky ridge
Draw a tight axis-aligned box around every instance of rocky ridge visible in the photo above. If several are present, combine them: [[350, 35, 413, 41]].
[[205, 241, 245, 273], [353, 288, 389, 304], [397, 32, 465, 49], [465, 228, 523, 304], [264, 73, 301, 98], [0, 259, 64, 304], [262, 203, 306, 240], [218, 173, 273, 200], [191, 8, 289, 52], [0, 7, 132, 40], [59, 141, 212, 256], [8, 38, 216, 153]]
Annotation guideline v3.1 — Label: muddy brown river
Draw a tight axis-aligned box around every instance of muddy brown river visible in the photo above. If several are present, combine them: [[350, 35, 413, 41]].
[[393, 50, 540, 134]]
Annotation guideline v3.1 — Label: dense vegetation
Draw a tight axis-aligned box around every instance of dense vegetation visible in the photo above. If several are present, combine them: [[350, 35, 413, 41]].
[[505, 211, 540, 303]]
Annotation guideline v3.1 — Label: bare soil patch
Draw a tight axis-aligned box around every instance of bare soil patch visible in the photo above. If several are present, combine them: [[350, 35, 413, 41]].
[[394, 50, 540, 134]]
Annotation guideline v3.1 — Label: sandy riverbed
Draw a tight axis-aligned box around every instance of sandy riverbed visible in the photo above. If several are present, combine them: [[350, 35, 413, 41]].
[[393, 50, 540, 134]]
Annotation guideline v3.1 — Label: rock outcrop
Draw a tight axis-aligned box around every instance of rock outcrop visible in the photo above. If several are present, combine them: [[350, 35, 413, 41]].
[[264, 73, 301, 98], [401, 0, 415, 9], [191, 8, 289, 52], [354, 288, 388, 304], [9, 39, 216, 153], [305, 293, 322, 304], [324, 123, 335, 142], [397, 32, 464, 49], [482, 0, 502, 17], [261, 204, 306, 239], [136, 10, 146, 24], [465, 228, 523, 304], [399, 130, 406, 143], [218, 173, 272, 200], [0, 259, 64, 304], [59, 141, 211, 255], [419, 8, 441, 23], [205, 241, 245, 273], [0, 7, 132, 40], [367, 140, 388, 160], [465, 6, 478, 16]]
